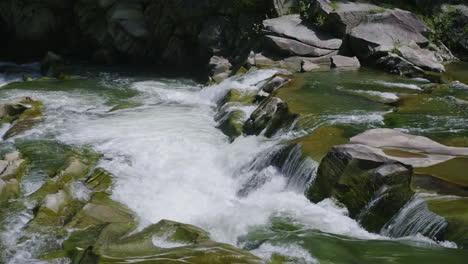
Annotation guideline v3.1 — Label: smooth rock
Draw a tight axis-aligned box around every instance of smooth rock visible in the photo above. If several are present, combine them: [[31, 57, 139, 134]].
[[397, 44, 445, 72], [263, 14, 342, 50], [208, 56, 232, 83], [348, 9, 429, 59], [311, 0, 383, 36], [350, 129, 468, 158], [376, 53, 424, 76], [264, 35, 336, 57], [301, 60, 321, 72], [331, 55, 361, 68]]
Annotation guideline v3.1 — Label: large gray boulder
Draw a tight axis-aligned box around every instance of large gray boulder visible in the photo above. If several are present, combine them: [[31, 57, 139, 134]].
[[397, 43, 445, 72], [348, 9, 429, 59], [264, 35, 336, 57], [263, 14, 342, 50], [311, 0, 383, 37], [376, 53, 424, 76]]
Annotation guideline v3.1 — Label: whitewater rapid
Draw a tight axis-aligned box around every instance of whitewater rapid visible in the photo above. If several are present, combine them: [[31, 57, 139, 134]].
[[1, 67, 456, 263]]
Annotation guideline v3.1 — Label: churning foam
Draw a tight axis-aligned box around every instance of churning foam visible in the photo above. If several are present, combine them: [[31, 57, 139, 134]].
[[1, 69, 452, 263]]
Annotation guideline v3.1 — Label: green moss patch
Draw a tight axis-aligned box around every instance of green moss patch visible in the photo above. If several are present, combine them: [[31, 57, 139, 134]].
[[415, 157, 468, 187]]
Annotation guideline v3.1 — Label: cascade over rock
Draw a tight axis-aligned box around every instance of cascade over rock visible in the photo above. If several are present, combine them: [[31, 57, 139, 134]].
[[307, 128, 468, 233]]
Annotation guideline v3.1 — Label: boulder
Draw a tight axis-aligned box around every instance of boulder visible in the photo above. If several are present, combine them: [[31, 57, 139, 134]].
[[263, 35, 336, 57], [85, 168, 114, 193], [350, 129, 468, 159], [348, 9, 430, 59], [0, 152, 26, 206], [311, 0, 383, 37], [262, 14, 342, 50], [244, 97, 297, 138], [217, 110, 245, 142], [397, 44, 445, 72], [330, 55, 361, 68], [307, 143, 414, 232], [301, 60, 321, 72], [1, 97, 43, 139], [0, 97, 32, 122], [427, 42, 458, 63], [208, 56, 232, 83], [260, 76, 290, 93], [376, 53, 424, 76], [30, 190, 83, 227], [66, 192, 135, 229], [307, 128, 468, 232]]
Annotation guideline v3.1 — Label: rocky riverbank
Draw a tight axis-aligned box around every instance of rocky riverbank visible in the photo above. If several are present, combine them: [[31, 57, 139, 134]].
[[1, 0, 468, 80]]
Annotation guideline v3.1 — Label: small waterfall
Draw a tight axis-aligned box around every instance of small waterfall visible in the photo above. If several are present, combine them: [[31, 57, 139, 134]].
[[277, 144, 317, 193], [357, 185, 390, 222], [381, 194, 447, 239], [237, 144, 317, 197]]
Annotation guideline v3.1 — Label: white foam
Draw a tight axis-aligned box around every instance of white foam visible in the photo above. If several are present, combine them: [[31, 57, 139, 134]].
[[375, 81, 422, 90], [354, 90, 399, 101]]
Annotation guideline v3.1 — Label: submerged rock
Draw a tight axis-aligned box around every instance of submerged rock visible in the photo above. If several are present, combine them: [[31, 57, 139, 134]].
[[1, 97, 43, 140], [0, 152, 28, 206]]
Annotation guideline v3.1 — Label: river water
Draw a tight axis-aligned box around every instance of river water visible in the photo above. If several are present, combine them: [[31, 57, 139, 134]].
[[1, 64, 467, 264]]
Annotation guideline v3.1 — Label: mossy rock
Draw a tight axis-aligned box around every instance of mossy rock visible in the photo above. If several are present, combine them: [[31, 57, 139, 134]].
[[65, 192, 135, 229], [415, 157, 468, 188], [217, 110, 245, 141], [244, 97, 298, 138], [292, 126, 349, 162], [219, 89, 256, 106], [22, 74, 33, 82], [0, 179, 20, 206], [427, 197, 468, 248], [95, 220, 210, 257], [29, 158, 95, 201], [307, 145, 414, 232], [2, 99, 44, 139], [15, 140, 75, 177], [85, 168, 114, 193], [29, 190, 85, 227]]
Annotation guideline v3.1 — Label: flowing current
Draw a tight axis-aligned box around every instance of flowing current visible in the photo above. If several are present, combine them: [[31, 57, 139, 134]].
[[0, 67, 460, 263]]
